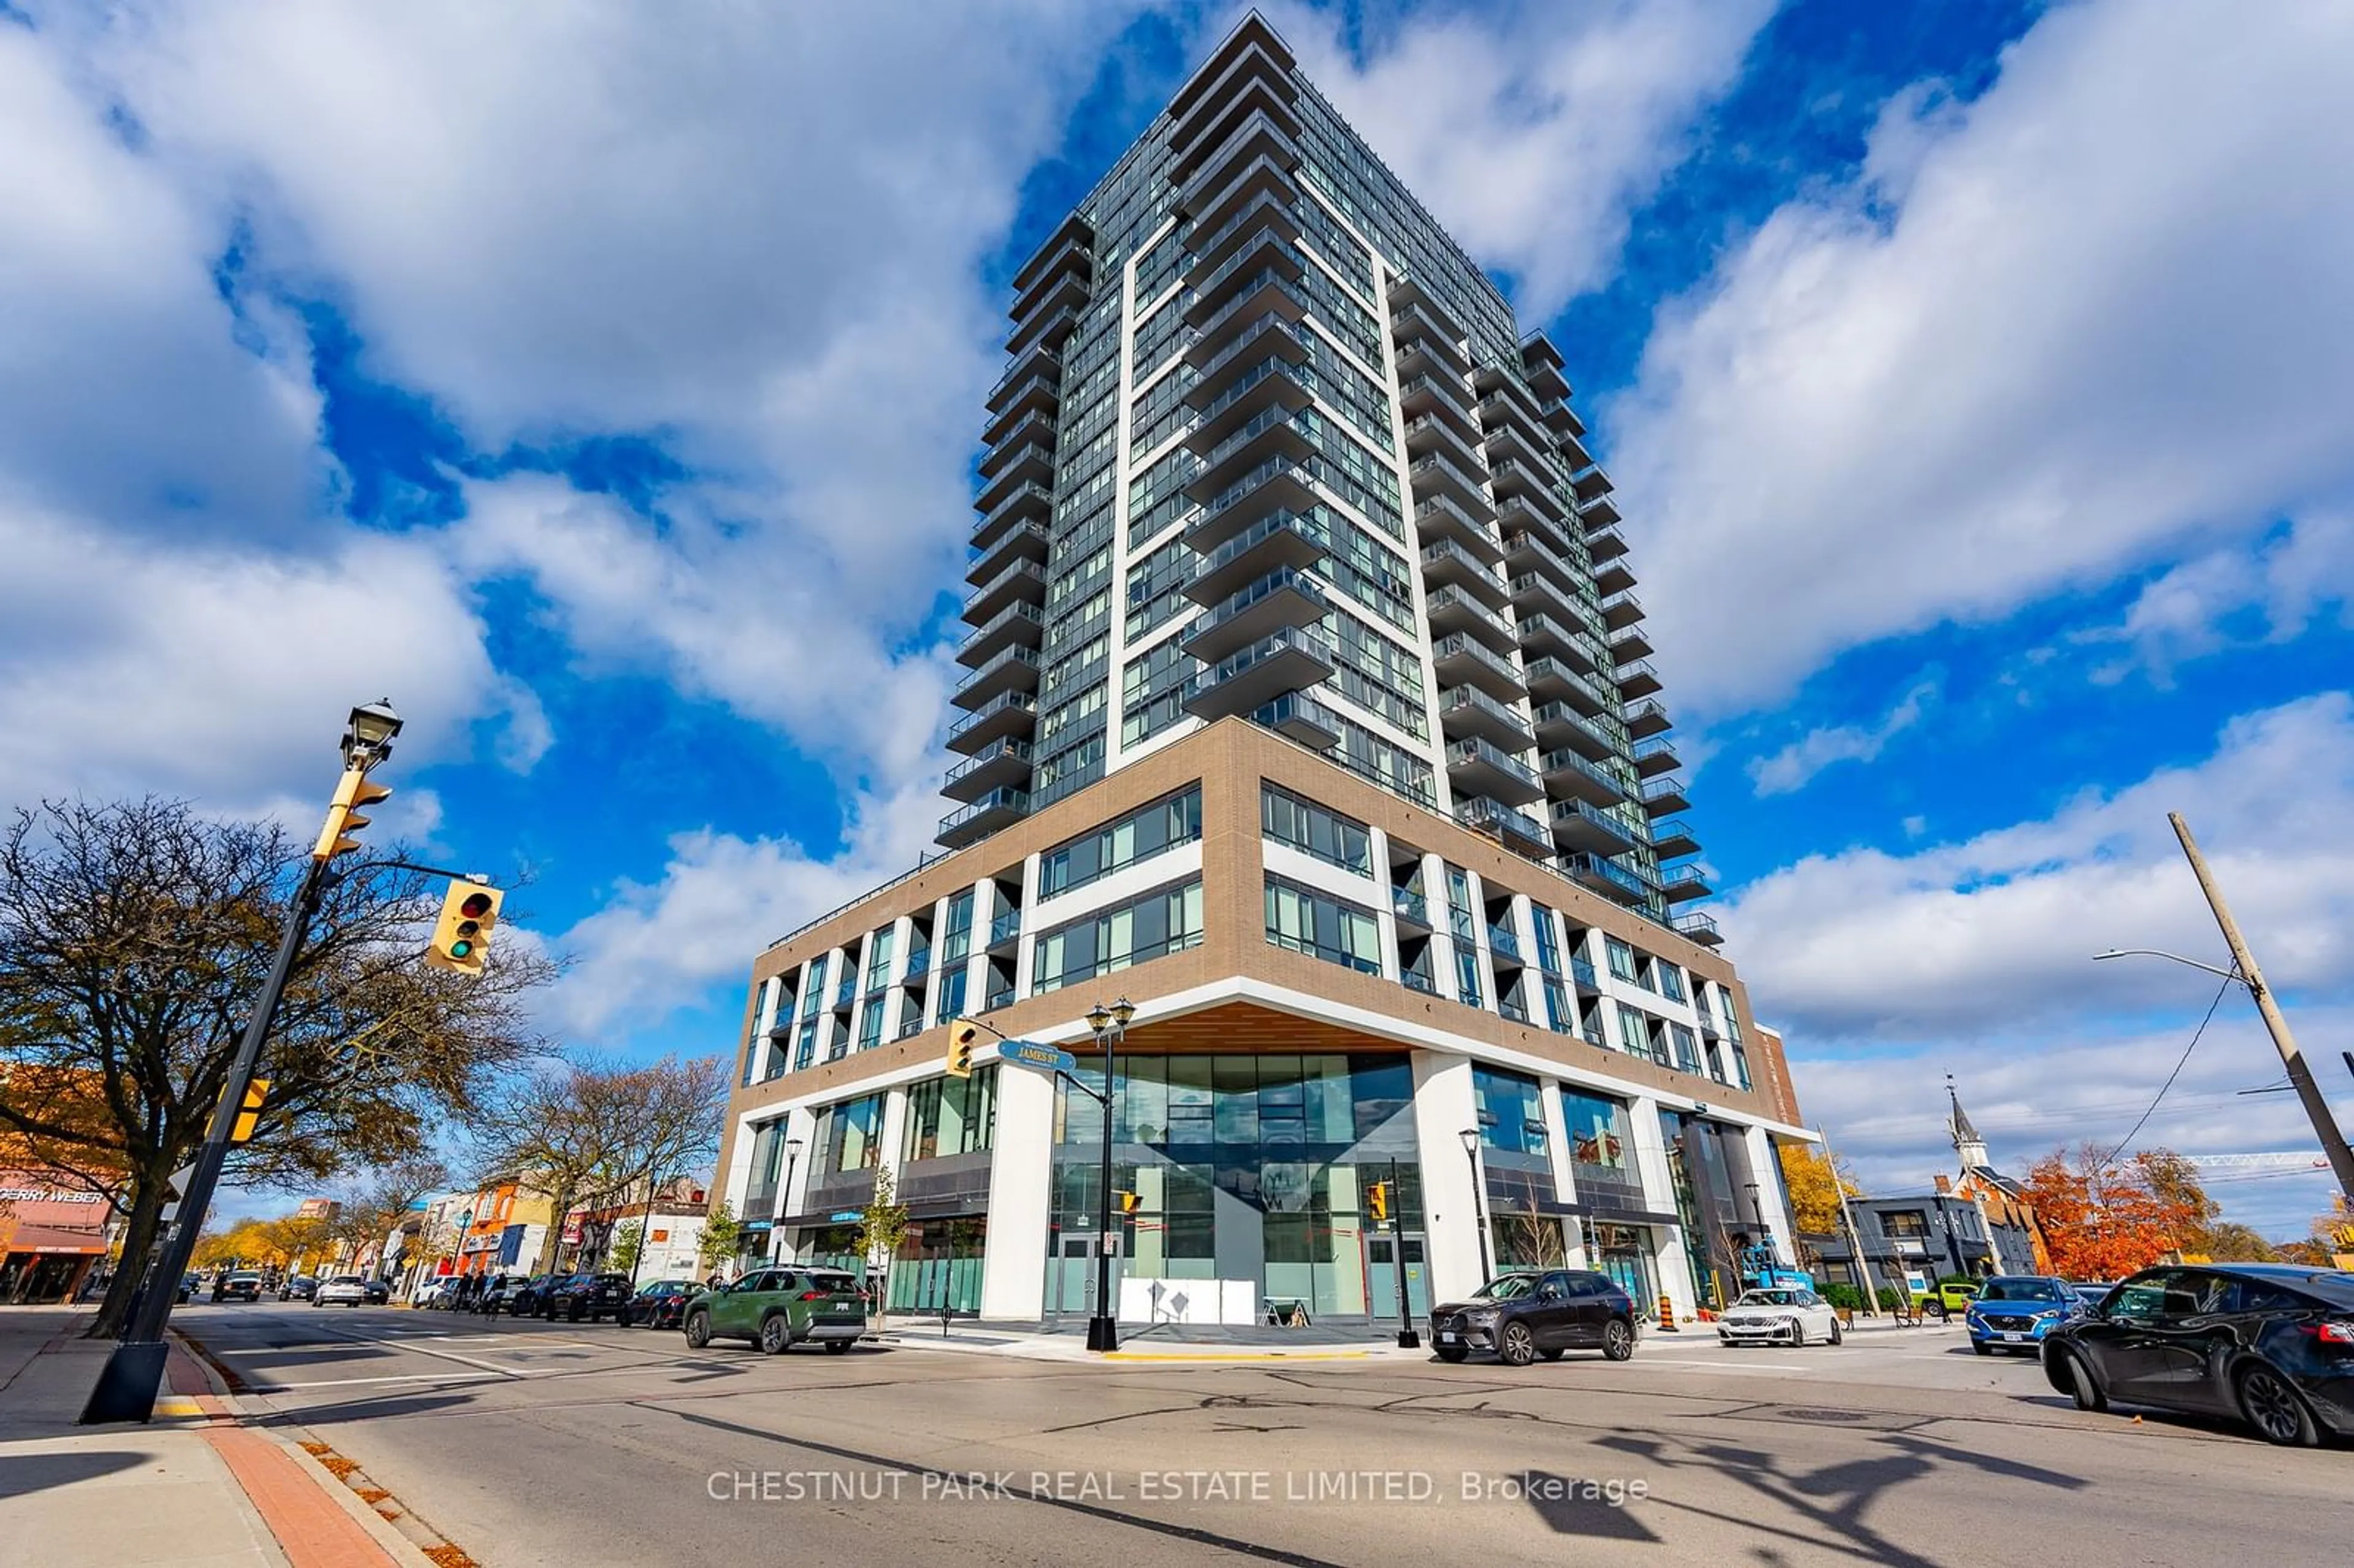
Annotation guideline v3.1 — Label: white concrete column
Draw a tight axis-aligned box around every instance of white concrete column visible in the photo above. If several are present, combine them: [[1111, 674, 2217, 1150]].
[[1368, 826, 1402, 980], [1629, 1095, 1698, 1321], [877, 1090, 910, 1189], [1744, 1125, 1796, 1264], [1424, 852, 1464, 1005], [980, 1057, 1056, 1321], [1539, 1079, 1583, 1266], [1411, 1050, 1488, 1300], [921, 893, 952, 1029]]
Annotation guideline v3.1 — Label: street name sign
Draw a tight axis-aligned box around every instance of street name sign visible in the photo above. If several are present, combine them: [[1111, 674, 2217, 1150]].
[[999, 1040, 1077, 1077]]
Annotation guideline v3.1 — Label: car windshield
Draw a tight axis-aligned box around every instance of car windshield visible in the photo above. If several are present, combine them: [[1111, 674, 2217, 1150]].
[[1736, 1290, 1802, 1306], [1979, 1278, 2065, 1302], [330, 1276, 365, 1286], [1472, 1274, 1540, 1300]]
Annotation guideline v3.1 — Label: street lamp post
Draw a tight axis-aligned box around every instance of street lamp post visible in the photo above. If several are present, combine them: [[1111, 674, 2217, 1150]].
[[774, 1138, 804, 1263], [1083, 999, 1133, 1353], [82, 702, 403, 1425], [1459, 1128, 1493, 1284]]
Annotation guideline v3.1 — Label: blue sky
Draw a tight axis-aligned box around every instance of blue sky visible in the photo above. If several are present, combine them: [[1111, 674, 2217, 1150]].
[[5, 1, 2352, 1235]]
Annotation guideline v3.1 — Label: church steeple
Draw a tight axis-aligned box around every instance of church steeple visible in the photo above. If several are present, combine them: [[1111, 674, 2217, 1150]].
[[1948, 1076, 1990, 1170]]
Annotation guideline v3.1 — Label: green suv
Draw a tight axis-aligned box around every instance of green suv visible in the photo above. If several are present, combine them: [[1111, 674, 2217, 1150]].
[[682, 1266, 866, 1355]]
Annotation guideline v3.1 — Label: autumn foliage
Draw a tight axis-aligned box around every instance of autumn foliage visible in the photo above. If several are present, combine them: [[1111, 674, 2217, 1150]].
[[1778, 1143, 1863, 1239], [2022, 1143, 2211, 1279]]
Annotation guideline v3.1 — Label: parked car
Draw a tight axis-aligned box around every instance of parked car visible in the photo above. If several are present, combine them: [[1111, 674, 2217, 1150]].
[[362, 1277, 390, 1305], [483, 1273, 555, 1317], [631, 1278, 701, 1330], [314, 1275, 370, 1307], [213, 1272, 264, 1303], [414, 1277, 464, 1309], [543, 1272, 637, 1323], [1430, 1269, 1639, 1366], [1720, 1287, 1843, 1347], [277, 1275, 319, 1303], [2043, 1262, 2354, 1445], [1914, 1280, 1979, 1320], [1964, 1276, 2081, 1355], [178, 1273, 199, 1304], [2070, 1281, 2117, 1312], [682, 1266, 867, 1354]]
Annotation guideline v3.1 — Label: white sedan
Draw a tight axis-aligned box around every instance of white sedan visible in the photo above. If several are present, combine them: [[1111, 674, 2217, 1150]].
[[1718, 1288, 1843, 1347], [313, 1275, 371, 1307]]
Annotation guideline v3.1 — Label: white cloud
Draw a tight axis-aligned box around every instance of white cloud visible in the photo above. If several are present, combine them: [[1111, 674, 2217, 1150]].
[[543, 772, 945, 1038], [1260, 0, 1776, 319], [1746, 676, 1935, 796], [2075, 509, 2354, 686], [1612, 0, 2354, 715]]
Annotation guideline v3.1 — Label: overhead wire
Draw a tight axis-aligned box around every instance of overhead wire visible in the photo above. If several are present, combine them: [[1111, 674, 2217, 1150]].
[[2105, 971, 2239, 1166]]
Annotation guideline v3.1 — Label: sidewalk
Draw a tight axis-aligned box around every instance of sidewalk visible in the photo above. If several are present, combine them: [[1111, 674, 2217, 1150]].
[[0, 1307, 431, 1568]]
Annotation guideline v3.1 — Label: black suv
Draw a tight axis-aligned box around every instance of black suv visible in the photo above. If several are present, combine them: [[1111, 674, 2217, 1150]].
[[542, 1271, 637, 1323], [1430, 1269, 1640, 1366], [483, 1273, 553, 1317]]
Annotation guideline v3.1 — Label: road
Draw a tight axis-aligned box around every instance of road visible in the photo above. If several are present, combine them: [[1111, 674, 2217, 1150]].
[[173, 1303, 2344, 1568]]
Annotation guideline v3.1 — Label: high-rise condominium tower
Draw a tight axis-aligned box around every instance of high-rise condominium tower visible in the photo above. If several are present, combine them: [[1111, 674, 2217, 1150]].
[[716, 15, 1813, 1334]]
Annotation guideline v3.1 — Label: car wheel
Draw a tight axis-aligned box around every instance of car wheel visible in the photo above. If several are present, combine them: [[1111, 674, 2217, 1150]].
[[1828, 1318, 1843, 1346], [2236, 1364, 2321, 1447], [825, 1339, 852, 1355], [684, 1311, 712, 1350], [616, 1308, 634, 1328], [1497, 1323, 1537, 1367], [2059, 1349, 2108, 1412], [1790, 1323, 1805, 1347], [1973, 1341, 1992, 1356], [1602, 1319, 1635, 1362], [1435, 1345, 1469, 1364], [568, 1303, 585, 1323], [759, 1315, 791, 1355]]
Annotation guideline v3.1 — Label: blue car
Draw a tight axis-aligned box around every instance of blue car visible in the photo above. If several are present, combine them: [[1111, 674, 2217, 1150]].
[[1965, 1275, 2080, 1354]]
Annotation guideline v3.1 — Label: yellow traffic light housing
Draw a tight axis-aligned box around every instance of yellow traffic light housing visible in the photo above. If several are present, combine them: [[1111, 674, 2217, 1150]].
[[425, 880, 503, 976], [229, 1078, 271, 1144], [945, 1019, 981, 1078], [312, 767, 394, 861], [1367, 1182, 1390, 1222], [1117, 1190, 1140, 1214]]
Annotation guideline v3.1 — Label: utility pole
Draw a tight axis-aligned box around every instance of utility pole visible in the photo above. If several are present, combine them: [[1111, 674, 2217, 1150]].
[[1816, 1125, 1880, 1317], [2169, 813, 2354, 1205]]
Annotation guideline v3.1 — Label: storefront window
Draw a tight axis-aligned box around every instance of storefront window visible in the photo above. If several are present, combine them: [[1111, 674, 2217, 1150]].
[[902, 1068, 996, 1163]]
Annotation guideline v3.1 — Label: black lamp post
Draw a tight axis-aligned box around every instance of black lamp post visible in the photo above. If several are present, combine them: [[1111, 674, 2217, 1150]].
[[774, 1136, 804, 1263], [1459, 1127, 1493, 1284], [1084, 999, 1133, 1353], [83, 701, 403, 1425]]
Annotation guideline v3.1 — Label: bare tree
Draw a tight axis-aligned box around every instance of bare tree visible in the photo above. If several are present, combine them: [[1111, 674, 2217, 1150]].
[[324, 1155, 451, 1275], [0, 797, 558, 1336]]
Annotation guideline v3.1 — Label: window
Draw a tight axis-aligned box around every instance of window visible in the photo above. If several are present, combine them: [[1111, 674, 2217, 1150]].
[[1472, 1067, 1547, 1159], [1032, 878, 1204, 994], [940, 892, 975, 965], [1616, 1003, 1661, 1064], [1037, 786, 1203, 898], [1560, 1091, 1631, 1171], [1260, 785, 1373, 875], [862, 927, 896, 991], [1882, 1211, 1929, 1241], [1669, 1024, 1702, 1075], [934, 965, 969, 1026], [1658, 962, 1686, 1003], [903, 1068, 997, 1162], [1455, 945, 1484, 1008], [1605, 936, 1637, 983], [815, 1094, 885, 1174], [856, 995, 886, 1051], [1264, 877, 1381, 973], [1444, 864, 1476, 942], [1529, 903, 1563, 973]]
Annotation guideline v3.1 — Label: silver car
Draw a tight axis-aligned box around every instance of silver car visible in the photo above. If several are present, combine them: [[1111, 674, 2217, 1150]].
[[1718, 1287, 1845, 1347], [314, 1274, 371, 1307]]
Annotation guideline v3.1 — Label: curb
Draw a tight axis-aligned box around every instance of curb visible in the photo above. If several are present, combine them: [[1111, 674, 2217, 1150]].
[[175, 1328, 481, 1568]]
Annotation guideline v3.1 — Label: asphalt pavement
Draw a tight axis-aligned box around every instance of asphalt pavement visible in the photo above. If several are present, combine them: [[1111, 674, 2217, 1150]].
[[171, 1301, 2346, 1568]]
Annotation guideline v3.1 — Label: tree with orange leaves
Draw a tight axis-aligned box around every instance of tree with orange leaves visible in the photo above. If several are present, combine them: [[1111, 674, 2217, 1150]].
[[2022, 1143, 2210, 1280]]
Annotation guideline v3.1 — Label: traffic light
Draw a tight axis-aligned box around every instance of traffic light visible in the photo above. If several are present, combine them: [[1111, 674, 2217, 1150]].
[[1116, 1191, 1140, 1214], [1367, 1182, 1390, 1222], [425, 880, 503, 976], [312, 767, 394, 861], [229, 1078, 271, 1144], [946, 1018, 981, 1078]]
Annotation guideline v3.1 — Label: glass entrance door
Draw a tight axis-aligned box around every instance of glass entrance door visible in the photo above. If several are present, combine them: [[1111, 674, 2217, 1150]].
[[1365, 1233, 1428, 1320]]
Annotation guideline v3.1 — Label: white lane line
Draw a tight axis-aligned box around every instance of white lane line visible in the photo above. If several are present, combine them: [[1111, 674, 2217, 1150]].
[[249, 1372, 512, 1390], [1622, 1358, 1809, 1373], [294, 1320, 539, 1379]]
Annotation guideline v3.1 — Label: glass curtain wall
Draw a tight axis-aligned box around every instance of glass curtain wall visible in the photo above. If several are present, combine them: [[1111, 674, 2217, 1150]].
[[1048, 1053, 1421, 1320]]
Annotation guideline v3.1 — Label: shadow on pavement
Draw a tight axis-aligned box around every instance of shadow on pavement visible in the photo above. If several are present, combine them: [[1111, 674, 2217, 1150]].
[[0, 1448, 147, 1501]]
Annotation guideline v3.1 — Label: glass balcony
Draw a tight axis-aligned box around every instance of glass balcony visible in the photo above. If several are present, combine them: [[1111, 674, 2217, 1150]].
[[1570, 954, 1601, 992], [961, 558, 1046, 625], [1248, 689, 1341, 752], [1514, 611, 1586, 668], [1183, 625, 1337, 721], [1540, 747, 1629, 807], [956, 600, 1044, 668], [1624, 697, 1670, 739], [986, 341, 1061, 411], [1455, 796, 1554, 860], [942, 737, 1033, 803], [1550, 798, 1639, 856], [1176, 109, 1301, 221], [1391, 885, 1431, 929], [1188, 509, 1328, 603], [937, 787, 1030, 850], [1563, 852, 1652, 907], [1186, 356, 1313, 451], [988, 908, 1023, 949], [1447, 737, 1543, 805], [978, 411, 1057, 481], [971, 479, 1054, 554], [1539, 704, 1626, 763], [1181, 566, 1327, 663], [1486, 920, 1523, 965], [1005, 301, 1080, 359], [951, 644, 1040, 710], [1650, 818, 1700, 860], [1615, 658, 1663, 699], [1187, 455, 1320, 554], [1403, 411, 1484, 469], [945, 690, 1036, 754], [1407, 453, 1495, 517], [1593, 556, 1636, 598], [1632, 734, 1680, 777], [1641, 774, 1691, 816], [1438, 685, 1536, 753], [964, 519, 1049, 587], [1611, 622, 1656, 663], [1184, 310, 1307, 397], [1420, 538, 1510, 608], [1186, 404, 1317, 502], [1424, 584, 1515, 652], [1398, 372, 1479, 436], [1431, 632, 1523, 701], [1585, 520, 1628, 561], [1580, 490, 1623, 528], [1661, 865, 1712, 904], [1413, 495, 1504, 563], [1672, 911, 1724, 948], [1187, 188, 1303, 275]]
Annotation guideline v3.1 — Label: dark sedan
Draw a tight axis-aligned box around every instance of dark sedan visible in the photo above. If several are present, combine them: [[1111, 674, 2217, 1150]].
[[1430, 1268, 1639, 1366], [630, 1277, 701, 1330], [2043, 1262, 2354, 1445], [542, 1271, 637, 1323]]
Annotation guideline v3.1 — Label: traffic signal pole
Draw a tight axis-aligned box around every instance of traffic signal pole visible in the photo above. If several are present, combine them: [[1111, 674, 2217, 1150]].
[[81, 852, 332, 1423], [1388, 1157, 1418, 1349]]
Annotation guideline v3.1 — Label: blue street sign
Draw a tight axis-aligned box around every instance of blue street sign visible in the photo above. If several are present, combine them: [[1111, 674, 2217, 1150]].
[[1000, 1039, 1078, 1077], [829, 1211, 862, 1223]]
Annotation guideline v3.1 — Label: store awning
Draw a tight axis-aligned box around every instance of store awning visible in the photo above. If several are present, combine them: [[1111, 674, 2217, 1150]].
[[2, 1223, 107, 1255]]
